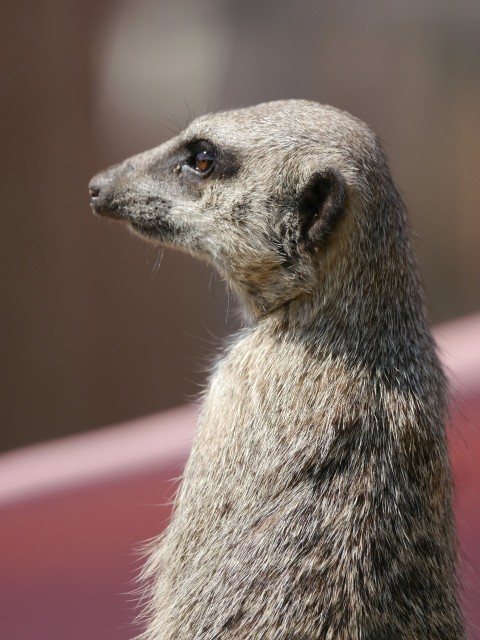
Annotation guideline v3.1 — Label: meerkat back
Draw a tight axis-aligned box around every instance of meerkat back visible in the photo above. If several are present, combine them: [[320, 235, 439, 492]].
[[90, 100, 466, 640]]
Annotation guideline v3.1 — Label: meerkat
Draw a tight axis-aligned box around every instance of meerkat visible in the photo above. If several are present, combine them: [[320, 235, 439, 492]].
[[89, 100, 466, 639]]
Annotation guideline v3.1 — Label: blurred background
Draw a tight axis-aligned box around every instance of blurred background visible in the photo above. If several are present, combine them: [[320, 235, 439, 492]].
[[1, 0, 479, 452]]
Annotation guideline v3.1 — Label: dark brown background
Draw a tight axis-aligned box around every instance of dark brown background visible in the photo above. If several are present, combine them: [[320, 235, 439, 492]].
[[1, 0, 479, 452]]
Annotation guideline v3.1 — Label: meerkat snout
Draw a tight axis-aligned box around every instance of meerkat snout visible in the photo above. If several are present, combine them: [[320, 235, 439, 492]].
[[89, 161, 135, 218], [89, 174, 111, 214], [90, 100, 466, 639]]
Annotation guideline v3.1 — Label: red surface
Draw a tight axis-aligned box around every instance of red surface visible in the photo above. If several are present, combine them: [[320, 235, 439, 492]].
[[0, 407, 197, 640], [1, 316, 479, 640]]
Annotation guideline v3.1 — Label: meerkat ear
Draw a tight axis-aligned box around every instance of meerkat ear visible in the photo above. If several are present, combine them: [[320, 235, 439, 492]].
[[298, 168, 347, 251]]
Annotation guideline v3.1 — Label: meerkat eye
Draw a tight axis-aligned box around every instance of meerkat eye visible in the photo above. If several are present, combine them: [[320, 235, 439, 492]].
[[180, 143, 217, 178], [194, 150, 215, 174]]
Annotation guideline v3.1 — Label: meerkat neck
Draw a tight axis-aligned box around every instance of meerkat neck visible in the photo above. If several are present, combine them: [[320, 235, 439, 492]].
[[260, 240, 437, 395]]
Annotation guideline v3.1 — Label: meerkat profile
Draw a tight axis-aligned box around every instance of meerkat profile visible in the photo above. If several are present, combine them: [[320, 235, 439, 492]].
[[90, 100, 466, 639]]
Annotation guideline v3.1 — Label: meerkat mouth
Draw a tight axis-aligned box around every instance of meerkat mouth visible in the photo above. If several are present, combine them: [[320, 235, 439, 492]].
[[130, 217, 177, 242]]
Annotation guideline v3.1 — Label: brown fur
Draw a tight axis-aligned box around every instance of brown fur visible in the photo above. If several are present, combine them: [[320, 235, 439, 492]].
[[90, 100, 466, 639]]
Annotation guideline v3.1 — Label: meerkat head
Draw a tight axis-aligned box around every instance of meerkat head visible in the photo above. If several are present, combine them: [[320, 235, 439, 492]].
[[90, 100, 395, 319]]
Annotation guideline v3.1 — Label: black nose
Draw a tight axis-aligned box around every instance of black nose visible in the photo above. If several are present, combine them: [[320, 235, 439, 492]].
[[88, 172, 114, 216], [89, 160, 133, 217], [89, 183, 101, 199]]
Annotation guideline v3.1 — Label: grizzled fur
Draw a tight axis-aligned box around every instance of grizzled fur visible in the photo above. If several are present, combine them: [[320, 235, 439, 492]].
[[90, 100, 466, 639]]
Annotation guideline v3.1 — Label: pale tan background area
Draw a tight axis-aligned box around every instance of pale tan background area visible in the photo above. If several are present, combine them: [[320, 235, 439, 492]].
[[1, 0, 479, 451]]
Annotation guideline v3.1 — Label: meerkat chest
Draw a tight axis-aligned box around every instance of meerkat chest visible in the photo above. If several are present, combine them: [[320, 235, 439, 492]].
[[201, 330, 311, 439], [186, 328, 359, 499]]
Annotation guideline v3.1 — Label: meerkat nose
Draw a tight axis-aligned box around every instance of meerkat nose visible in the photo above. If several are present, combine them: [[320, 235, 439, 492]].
[[89, 171, 115, 216], [89, 183, 100, 198]]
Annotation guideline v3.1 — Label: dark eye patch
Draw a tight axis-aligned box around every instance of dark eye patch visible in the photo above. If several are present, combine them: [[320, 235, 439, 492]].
[[181, 139, 240, 180]]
